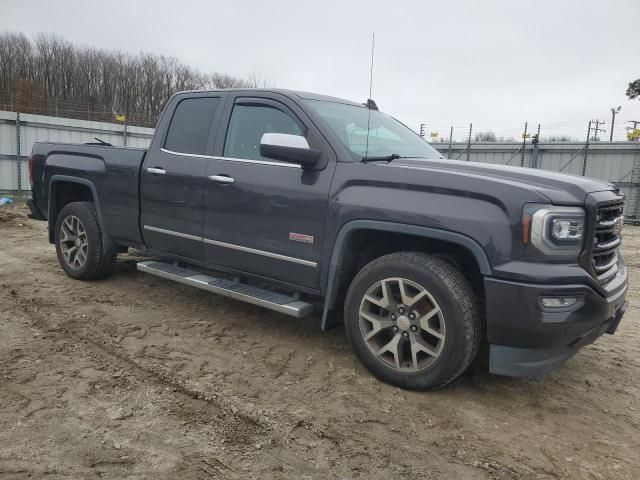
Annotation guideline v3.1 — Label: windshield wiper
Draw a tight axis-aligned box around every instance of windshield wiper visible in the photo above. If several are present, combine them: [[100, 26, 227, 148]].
[[362, 153, 405, 163], [93, 137, 112, 146]]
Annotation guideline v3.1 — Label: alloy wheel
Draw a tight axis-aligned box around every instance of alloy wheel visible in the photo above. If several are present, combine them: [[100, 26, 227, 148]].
[[59, 215, 89, 270], [358, 277, 446, 373]]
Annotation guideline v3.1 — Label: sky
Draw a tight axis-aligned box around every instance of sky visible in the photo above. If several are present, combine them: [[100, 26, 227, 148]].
[[2, 0, 639, 141]]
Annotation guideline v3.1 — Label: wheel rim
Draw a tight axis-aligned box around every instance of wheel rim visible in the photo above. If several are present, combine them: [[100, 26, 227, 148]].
[[358, 277, 446, 373], [59, 215, 89, 270]]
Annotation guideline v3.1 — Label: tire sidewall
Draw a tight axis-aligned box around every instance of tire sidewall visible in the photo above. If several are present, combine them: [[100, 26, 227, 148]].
[[344, 255, 474, 390], [54, 203, 101, 279]]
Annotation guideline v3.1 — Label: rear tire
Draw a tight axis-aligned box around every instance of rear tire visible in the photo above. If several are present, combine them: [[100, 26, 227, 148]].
[[54, 201, 116, 280], [344, 252, 480, 390]]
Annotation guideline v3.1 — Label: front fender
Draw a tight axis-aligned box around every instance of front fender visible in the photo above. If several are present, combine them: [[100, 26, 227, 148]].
[[320, 220, 491, 330]]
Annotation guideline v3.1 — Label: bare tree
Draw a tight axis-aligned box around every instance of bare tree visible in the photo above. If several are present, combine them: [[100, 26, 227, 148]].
[[0, 31, 267, 126], [544, 135, 572, 142], [474, 131, 497, 142]]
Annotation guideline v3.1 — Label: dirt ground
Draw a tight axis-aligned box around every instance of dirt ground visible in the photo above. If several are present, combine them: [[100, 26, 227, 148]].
[[0, 203, 638, 480]]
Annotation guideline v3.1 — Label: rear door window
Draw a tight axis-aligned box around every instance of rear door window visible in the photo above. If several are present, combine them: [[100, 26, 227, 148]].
[[164, 97, 220, 155]]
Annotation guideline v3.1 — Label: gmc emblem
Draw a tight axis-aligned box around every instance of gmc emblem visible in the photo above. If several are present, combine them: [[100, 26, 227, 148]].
[[613, 217, 624, 236], [289, 232, 314, 244]]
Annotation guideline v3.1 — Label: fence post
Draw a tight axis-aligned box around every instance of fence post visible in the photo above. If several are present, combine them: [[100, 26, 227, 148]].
[[530, 124, 541, 168], [531, 137, 540, 169], [530, 142, 539, 168], [123, 121, 128, 147], [466, 123, 472, 161], [16, 111, 22, 194], [630, 148, 640, 223], [520, 121, 528, 167]]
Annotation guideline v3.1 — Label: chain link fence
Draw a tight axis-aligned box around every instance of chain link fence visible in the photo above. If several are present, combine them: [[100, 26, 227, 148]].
[[2, 109, 640, 222], [0, 110, 154, 196], [434, 141, 640, 222]]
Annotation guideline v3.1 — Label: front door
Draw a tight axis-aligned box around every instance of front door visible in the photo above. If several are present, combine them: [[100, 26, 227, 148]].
[[140, 94, 225, 261], [202, 95, 336, 289]]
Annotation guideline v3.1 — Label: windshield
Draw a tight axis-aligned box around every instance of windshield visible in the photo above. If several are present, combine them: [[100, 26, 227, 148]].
[[305, 99, 443, 160]]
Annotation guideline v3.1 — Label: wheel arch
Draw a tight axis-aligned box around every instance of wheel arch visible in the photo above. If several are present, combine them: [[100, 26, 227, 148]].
[[48, 176, 109, 248], [321, 220, 492, 330]]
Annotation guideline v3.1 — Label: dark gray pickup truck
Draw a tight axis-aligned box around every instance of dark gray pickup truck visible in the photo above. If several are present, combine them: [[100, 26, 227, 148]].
[[27, 89, 628, 390]]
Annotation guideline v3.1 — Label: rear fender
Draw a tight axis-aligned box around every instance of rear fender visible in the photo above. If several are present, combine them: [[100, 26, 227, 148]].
[[48, 175, 113, 251]]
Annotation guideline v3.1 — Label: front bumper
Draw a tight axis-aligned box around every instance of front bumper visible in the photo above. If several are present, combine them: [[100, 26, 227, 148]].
[[485, 263, 628, 377]]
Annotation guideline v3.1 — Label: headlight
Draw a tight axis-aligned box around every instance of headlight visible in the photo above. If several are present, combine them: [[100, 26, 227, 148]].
[[522, 205, 585, 257], [551, 218, 584, 241]]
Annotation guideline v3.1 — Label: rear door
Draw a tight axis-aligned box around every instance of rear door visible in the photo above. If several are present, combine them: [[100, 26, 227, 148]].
[[202, 93, 336, 289], [140, 93, 226, 261]]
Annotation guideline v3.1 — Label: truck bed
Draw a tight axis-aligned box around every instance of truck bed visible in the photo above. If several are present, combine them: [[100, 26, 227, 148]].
[[30, 142, 147, 247]]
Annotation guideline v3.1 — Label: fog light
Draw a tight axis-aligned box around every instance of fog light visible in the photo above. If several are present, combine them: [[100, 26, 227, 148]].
[[541, 297, 578, 308]]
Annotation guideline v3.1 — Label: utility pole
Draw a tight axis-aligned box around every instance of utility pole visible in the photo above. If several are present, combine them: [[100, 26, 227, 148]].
[[448, 126, 453, 157], [610, 106, 622, 142], [590, 119, 605, 141], [582, 120, 591, 176], [520, 121, 528, 167]]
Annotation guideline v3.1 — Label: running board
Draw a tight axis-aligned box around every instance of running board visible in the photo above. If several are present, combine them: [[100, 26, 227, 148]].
[[137, 261, 313, 318]]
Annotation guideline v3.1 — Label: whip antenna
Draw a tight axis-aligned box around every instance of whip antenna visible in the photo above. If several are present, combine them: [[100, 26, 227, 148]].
[[369, 33, 375, 100], [364, 33, 375, 162]]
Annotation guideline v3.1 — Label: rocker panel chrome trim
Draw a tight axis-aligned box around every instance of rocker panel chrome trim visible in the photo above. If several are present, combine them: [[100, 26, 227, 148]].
[[203, 238, 317, 268], [143, 225, 201, 241], [143, 225, 317, 268]]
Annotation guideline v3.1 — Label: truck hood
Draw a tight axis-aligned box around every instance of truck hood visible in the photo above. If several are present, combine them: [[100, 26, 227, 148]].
[[390, 158, 616, 204]]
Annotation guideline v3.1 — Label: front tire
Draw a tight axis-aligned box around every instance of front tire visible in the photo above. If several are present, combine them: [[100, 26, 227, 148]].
[[344, 252, 480, 390], [54, 201, 116, 280]]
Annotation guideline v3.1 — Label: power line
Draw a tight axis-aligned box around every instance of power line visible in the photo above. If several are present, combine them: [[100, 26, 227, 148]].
[[590, 119, 606, 141]]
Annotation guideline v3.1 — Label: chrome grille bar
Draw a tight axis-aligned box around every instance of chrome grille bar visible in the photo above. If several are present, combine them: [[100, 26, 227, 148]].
[[591, 200, 624, 284]]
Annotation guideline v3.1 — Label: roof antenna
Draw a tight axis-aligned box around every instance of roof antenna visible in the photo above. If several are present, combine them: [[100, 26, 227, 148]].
[[364, 33, 375, 163]]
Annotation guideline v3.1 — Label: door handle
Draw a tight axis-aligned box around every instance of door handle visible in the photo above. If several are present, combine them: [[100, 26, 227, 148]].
[[146, 167, 166, 175], [209, 175, 235, 185]]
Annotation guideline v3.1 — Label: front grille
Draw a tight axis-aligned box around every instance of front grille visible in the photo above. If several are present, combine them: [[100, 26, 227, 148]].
[[591, 201, 624, 283]]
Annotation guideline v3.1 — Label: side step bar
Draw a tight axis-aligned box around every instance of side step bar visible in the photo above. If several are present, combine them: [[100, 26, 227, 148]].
[[137, 261, 313, 318]]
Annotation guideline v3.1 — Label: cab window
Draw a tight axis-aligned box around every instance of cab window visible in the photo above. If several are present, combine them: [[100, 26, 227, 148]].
[[164, 97, 220, 155], [224, 104, 303, 161]]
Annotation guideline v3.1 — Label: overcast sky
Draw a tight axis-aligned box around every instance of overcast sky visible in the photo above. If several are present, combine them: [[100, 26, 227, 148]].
[[2, 0, 639, 140]]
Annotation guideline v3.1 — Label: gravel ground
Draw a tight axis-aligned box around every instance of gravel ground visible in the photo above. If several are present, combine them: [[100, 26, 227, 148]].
[[1, 202, 639, 479]]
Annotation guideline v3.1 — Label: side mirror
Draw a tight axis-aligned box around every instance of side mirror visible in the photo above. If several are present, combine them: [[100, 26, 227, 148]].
[[259, 133, 322, 167]]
